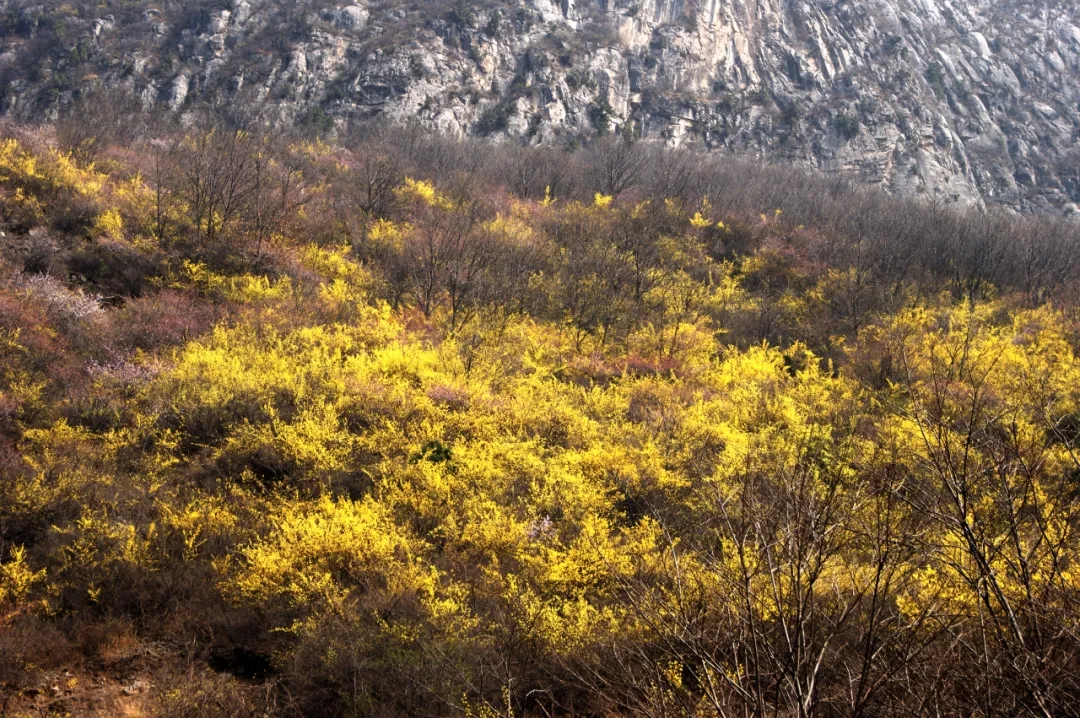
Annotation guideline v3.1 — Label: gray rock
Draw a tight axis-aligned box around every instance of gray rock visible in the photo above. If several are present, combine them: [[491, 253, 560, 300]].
[[338, 5, 369, 30], [166, 73, 189, 111]]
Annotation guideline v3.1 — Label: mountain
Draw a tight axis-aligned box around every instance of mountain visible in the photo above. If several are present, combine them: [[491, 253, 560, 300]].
[[1, 0, 1079, 214]]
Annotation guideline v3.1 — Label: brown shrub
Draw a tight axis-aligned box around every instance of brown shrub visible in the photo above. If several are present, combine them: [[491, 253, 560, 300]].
[[108, 290, 217, 353]]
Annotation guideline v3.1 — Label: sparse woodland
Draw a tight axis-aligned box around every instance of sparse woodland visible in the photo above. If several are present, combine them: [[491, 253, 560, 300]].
[[1, 112, 1080, 716]]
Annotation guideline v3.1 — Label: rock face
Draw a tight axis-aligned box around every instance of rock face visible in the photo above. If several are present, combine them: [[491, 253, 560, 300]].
[[1, 0, 1078, 214]]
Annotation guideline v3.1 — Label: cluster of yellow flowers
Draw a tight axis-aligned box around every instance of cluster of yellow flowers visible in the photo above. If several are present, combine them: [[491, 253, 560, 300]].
[[2, 136, 1079, 715]]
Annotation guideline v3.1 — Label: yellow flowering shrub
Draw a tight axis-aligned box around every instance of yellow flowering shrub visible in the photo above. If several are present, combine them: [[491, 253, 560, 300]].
[[2, 145, 1080, 717], [233, 496, 433, 612], [0, 546, 44, 606]]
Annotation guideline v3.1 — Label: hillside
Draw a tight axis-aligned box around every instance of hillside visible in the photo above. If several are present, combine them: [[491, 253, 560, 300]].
[[0, 0, 1079, 214], [2, 119, 1080, 715]]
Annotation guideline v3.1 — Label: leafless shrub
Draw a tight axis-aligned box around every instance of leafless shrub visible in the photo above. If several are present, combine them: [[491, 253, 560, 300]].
[[14, 272, 103, 322]]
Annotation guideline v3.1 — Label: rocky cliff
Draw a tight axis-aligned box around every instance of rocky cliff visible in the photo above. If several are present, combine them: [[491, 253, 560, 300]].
[[1, 0, 1078, 214]]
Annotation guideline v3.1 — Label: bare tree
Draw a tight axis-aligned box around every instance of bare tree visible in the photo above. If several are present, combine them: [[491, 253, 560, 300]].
[[587, 136, 647, 198], [171, 126, 259, 244]]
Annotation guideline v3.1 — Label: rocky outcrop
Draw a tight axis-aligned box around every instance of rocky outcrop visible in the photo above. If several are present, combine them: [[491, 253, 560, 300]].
[[1, 0, 1077, 214]]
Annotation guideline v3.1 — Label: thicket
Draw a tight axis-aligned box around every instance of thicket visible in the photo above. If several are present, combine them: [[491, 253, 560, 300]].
[[2, 112, 1080, 716]]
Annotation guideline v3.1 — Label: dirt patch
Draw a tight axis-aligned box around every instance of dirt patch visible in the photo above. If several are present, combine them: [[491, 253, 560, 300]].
[[0, 640, 281, 717]]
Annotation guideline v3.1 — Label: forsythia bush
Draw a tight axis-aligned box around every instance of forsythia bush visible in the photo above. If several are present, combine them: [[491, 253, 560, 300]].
[[0, 546, 44, 606], [2, 131, 1080, 717]]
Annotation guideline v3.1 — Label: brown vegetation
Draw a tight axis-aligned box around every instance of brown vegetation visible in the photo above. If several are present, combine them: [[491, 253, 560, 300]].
[[1, 110, 1080, 716]]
